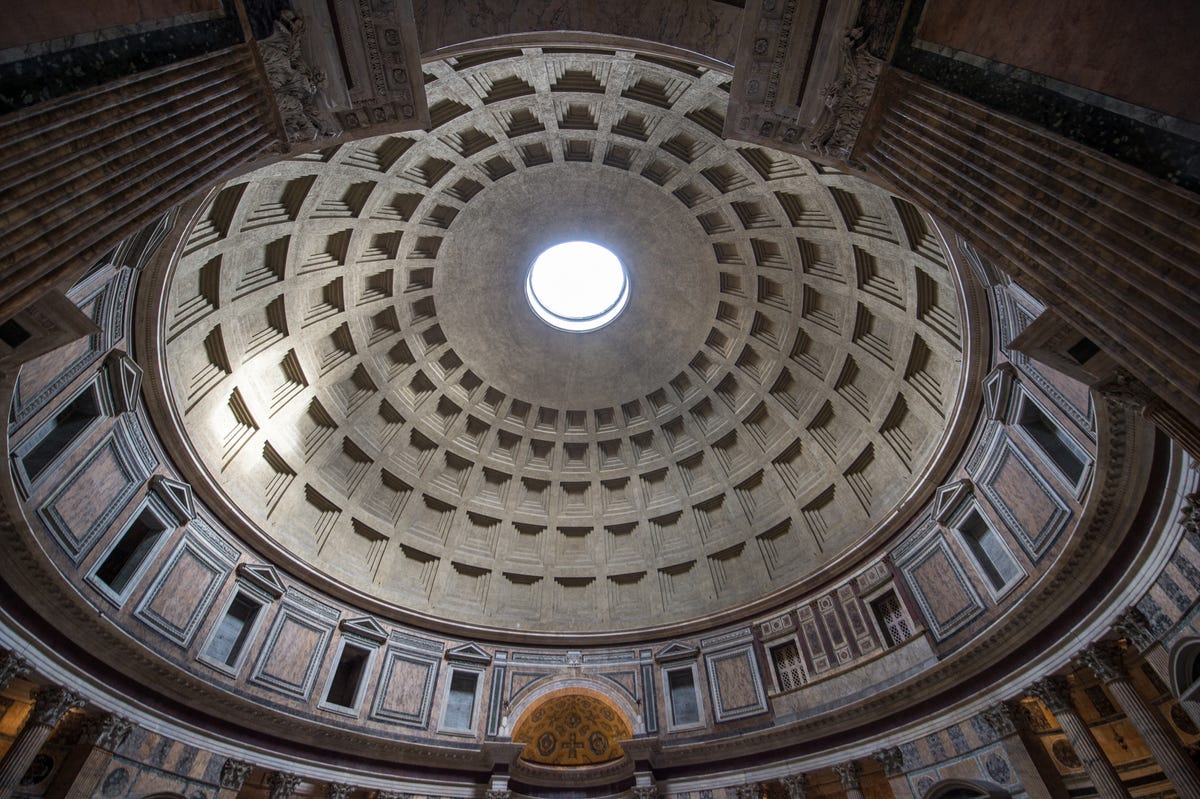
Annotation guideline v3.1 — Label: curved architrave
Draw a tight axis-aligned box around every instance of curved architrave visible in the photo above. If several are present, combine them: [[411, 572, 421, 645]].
[[504, 677, 644, 739]]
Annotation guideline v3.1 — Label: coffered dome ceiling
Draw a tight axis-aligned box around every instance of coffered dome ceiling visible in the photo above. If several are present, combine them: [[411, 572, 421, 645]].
[[152, 48, 978, 634]]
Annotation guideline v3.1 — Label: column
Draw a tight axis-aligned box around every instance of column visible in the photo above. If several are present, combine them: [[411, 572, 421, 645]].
[[0, 686, 84, 799], [1079, 641, 1200, 796], [216, 758, 252, 799], [873, 746, 913, 799], [833, 761, 864, 799], [1029, 677, 1131, 798], [267, 771, 301, 799], [0, 650, 29, 691], [780, 774, 807, 799], [45, 713, 134, 799], [979, 701, 1069, 799]]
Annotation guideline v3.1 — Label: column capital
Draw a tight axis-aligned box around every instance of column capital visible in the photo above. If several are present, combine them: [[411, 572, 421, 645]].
[[0, 648, 30, 691], [1113, 606, 1157, 651], [980, 700, 1025, 737], [833, 761, 861, 790], [873, 746, 905, 777], [326, 783, 353, 799], [780, 773, 808, 799], [31, 685, 85, 726], [632, 787, 658, 799], [1029, 676, 1074, 714], [78, 713, 135, 751], [733, 783, 759, 799], [375, 792, 410, 799], [486, 791, 512, 799], [1077, 641, 1128, 683], [220, 758, 253, 790], [1098, 369, 1155, 410], [268, 770, 302, 799]]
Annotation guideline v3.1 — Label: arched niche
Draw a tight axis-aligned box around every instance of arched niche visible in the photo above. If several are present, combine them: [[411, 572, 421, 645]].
[[511, 687, 635, 767], [923, 779, 1012, 798], [1169, 637, 1200, 727]]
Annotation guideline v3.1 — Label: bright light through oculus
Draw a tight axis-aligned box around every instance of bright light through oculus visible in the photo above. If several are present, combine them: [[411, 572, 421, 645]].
[[526, 241, 629, 332]]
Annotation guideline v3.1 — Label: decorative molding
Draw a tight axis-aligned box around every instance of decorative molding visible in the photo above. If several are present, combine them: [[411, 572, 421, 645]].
[[976, 438, 1073, 559], [134, 533, 230, 646]]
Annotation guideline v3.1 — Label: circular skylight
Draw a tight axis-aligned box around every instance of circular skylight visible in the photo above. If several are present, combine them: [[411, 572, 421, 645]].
[[526, 241, 630, 332]]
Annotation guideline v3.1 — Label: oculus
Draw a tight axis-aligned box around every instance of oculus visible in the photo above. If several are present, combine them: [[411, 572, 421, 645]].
[[525, 241, 629, 332]]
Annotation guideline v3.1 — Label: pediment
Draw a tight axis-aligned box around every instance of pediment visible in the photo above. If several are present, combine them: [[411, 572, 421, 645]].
[[654, 642, 699, 663], [933, 479, 972, 524], [150, 475, 195, 523], [236, 563, 286, 600], [445, 642, 492, 664], [340, 616, 389, 645]]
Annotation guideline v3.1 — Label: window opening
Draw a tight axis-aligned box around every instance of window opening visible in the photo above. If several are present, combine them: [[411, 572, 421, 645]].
[[871, 591, 914, 647], [23, 385, 102, 481], [325, 643, 370, 708], [94, 507, 168, 596], [1017, 398, 1086, 483], [443, 670, 478, 729], [769, 640, 808, 691], [959, 509, 1020, 592], [526, 241, 629, 332], [205, 592, 261, 667], [667, 667, 700, 726], [0, 319, 31, 348], [1067, 337, 1100, 364]]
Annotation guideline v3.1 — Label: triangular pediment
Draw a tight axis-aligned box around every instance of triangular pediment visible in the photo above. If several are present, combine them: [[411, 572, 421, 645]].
[[236, 563, 286, 599], [933, 479, 972, 524], [105, 350, 143, 413], [340, 616, 389, 645], [445, 642, 492, 664], [983, 363, 1017, 422], [654, 641, 699, 662], [150, 475, 195, 523]]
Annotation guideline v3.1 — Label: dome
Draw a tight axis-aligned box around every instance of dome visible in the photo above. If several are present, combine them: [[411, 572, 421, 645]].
[[151, 49, 977, 635], [2, 5, 1198, 799]]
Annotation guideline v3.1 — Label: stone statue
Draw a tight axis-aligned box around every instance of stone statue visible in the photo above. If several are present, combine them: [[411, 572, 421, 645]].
[[805, 27, 882, 161], [257, 10, 338, 142]]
